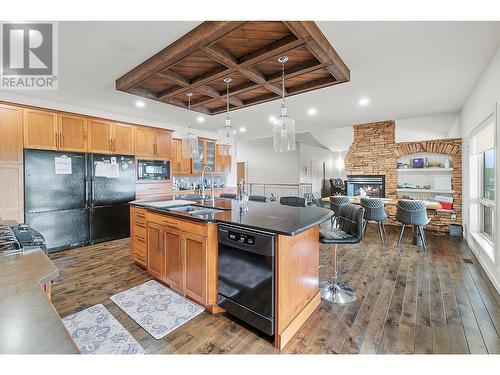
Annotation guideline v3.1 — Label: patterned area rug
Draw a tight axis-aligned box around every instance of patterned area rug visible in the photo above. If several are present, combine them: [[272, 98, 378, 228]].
[[110, 280, 205, 339], [63, 304, 144, 354]]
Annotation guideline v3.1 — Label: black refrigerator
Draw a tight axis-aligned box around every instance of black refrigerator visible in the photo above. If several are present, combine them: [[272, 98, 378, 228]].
[[25, 149, 89, 252], [89, 154, 135, 243], [24, 150, 136, 252]]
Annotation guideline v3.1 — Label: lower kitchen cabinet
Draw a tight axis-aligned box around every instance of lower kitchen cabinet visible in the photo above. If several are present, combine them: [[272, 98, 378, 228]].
[[184, 233, 207, 305], [132, 206, 218, 309], [146, 222, 166, 280], [164, 228, 184, 293]]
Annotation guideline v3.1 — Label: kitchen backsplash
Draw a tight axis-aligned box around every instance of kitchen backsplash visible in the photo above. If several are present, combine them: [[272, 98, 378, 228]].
[[173, 175, 228, 191]]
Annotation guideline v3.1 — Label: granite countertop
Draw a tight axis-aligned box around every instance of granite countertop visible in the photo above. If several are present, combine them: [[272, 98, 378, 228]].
[[0, 250, 79, 354], [132, 196, 333, 236]]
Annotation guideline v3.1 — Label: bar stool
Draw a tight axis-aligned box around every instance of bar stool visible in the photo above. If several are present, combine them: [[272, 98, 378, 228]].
[[360, 197, 388, 245], [319, 203, 365, 304], [395, 200, 430, 251], [280, 196, 306, 207], [329, 195, 350, 227], [249, 195, 267, 202]]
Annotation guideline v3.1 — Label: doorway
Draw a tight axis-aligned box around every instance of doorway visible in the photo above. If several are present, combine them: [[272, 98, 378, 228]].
[[237, 162, 247, 184], [311, 160, 325, 196]]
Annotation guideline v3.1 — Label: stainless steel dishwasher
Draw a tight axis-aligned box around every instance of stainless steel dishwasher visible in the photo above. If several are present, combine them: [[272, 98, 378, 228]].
[[217, 224, 275, 336]]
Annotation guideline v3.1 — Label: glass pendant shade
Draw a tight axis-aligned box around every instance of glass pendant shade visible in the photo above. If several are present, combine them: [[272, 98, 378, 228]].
[[273, 55, 296, 153], [182, 129, 198, 158], [181, 91, 199, 158], [218, 77, 236, 156], [273, 106, 296, 152]]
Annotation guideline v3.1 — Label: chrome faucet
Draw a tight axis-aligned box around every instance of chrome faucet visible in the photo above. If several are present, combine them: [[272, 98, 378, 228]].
[[201, 166, 215, 206]]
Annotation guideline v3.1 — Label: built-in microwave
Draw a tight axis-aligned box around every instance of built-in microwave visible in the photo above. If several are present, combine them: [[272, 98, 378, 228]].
[[137, 160, 171, 181]]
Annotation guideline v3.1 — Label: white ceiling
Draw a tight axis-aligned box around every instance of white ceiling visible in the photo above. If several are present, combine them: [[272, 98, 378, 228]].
[[1, 21, 500, 142]]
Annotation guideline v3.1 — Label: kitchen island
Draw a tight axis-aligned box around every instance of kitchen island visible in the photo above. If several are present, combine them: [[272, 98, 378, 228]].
[[130, 196, 332, 350]]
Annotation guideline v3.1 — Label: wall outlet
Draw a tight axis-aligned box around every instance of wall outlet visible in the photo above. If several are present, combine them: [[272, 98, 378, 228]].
[[451, 212, 457, 220]]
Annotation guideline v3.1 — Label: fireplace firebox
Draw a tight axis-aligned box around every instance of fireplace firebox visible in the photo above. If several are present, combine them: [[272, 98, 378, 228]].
[[346, 175, 385, 198]]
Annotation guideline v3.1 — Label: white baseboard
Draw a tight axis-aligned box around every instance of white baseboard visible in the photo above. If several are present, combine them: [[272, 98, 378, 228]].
[[464, 232, 500, 294]]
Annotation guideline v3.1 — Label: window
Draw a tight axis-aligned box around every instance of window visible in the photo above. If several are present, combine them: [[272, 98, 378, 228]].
[[470, 113, 496, 248]]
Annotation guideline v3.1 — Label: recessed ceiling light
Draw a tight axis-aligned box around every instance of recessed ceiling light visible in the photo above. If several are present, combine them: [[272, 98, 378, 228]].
[[307, 108, 317, 115], [269, 116, 277, 124], [196, 116, 205, 123], [135, 101, 145, 108], [359, 97, 370, 106], [239, 127, 246, 132]]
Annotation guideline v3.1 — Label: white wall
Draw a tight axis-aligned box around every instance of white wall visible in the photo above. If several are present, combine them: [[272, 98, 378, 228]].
[[459, 45, 500, 293], [395, 113, 460, 142], [236, 138, 300, 184]]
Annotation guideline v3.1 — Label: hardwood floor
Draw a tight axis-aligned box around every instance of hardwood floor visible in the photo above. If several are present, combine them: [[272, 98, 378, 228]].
[[49, 224, 500, 354]]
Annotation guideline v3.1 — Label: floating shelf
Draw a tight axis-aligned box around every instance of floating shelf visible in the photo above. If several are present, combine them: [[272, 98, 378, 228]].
[[397, 188, 455, 194], [396, 168, 453, 173]]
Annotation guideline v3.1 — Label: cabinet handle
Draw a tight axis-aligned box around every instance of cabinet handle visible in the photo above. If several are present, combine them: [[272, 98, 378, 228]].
[[55, 132, 59, 148], [113, 139, 116, 152]]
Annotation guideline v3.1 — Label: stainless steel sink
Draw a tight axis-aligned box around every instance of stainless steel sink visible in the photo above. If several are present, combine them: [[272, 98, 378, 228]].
[[167, 205, 227, 215]]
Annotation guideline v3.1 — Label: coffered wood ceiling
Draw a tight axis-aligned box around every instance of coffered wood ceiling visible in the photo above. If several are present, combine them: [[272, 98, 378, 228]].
[[116, 21, 350, 115]]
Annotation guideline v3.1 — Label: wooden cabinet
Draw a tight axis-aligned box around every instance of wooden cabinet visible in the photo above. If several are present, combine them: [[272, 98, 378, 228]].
[[0, 164, 23, 223], [88, 119, 134, 155], [23, 108, 58, 150], [164, 229, 184, 292], [215, 144, 232, 173], [172, 138, 192, 175], [135, 127, 172, 159], [155, 130, 172, 159], [130, 206, 147, 267], [0, 103, 23, 164], [193, 138, 216, 174], [88, 119, 112, 154], [113, 123, 135, 155], [184, 233, 207, 305], [58, 113, 87, 152], [147, 222, 166, 280], [137, 209, 217, 309], [24, 109, 88, 152]]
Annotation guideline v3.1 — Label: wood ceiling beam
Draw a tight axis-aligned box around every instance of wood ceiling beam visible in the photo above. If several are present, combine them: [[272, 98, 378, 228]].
[[191, 59, 325, 108], [116, 21, 247, 91], [283, 21, 350, 81], [156, 70, 190, 87], [202, 45, 283, 96], [193, 85, 244, 107]]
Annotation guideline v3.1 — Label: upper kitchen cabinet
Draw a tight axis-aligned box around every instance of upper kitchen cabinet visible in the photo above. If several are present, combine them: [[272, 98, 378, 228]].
[[135, 126, 172, 159], [58, 113, 87, 152], [172, 138, 192, 175], [112, 123, 135, 155], [88, 119, 112, 154], [215, 144, 232, 173], [23, 108, 58, 151], [88, 119, 135, 155], [0, 103, 23, 164], [192, 138, 216, 174]]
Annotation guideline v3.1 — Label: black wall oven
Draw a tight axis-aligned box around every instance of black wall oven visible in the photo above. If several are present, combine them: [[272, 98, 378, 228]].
[[137, 159, 170, 181], [218, 224, 275, 336]]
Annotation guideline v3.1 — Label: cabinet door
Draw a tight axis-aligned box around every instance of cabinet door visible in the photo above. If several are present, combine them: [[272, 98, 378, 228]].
[[164, 228, 184, 292], [0, 104, 23, 164], [23, 108, 58, 150], [147, 222, 165, 280], [88, 119, 112, 154], [205, 140, 216, 170], [0, 164, 23, 223], [184, 233, 207, 305], [135, 127, 156, 157], [58, 113, 87, 152], [173, 139, 192, 175], [223, 155, 232, 173], [155, 130, 172, 159], [192, 140, 204, 173], [112, 123, 135, 155]]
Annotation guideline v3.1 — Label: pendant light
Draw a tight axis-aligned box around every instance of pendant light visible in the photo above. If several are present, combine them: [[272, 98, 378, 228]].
[[273, 55, 296, 152], [218, 77, 237, 156], [181, 91, 199, 159]]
